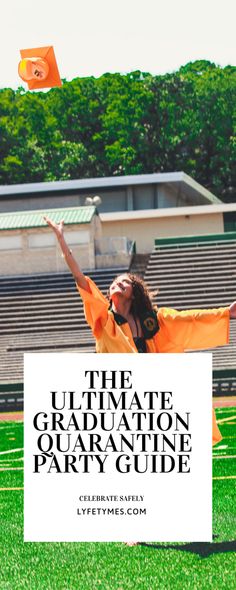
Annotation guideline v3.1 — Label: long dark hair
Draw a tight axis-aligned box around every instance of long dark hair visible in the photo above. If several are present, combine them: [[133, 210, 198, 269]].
[[129, 274, 157, 318], [108, 273, 158, 319]]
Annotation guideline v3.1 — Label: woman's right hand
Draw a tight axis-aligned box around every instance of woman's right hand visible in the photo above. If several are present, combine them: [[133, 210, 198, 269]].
[[43, 216, 64, 241]]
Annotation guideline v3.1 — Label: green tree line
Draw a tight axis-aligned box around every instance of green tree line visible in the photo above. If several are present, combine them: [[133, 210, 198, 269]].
[[0, 61, 235, 201]]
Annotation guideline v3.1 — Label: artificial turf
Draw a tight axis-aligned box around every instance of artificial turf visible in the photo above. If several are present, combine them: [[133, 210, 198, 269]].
[[0, 409, 235, 590]]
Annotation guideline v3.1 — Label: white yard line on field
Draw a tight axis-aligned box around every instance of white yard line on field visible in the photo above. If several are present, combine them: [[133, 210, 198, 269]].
[[213, 475, 236, 480], [0, 448, 23, 455], [0, 487, 24, 491], [217, 415, 236, 424]]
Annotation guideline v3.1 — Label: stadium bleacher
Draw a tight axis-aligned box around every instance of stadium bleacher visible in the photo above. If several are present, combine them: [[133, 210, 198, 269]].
[[0, 267, 126, 410], [145, 234, 236, 397], [146, 235, 236, 308], [1, 234, 236, 411]]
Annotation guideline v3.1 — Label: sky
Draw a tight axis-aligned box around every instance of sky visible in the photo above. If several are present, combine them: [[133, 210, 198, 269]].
[[0, 0, 236, 89]]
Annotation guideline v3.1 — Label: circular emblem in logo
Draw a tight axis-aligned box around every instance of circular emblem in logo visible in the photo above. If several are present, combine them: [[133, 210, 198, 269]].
[[143, 317, 156, 331]]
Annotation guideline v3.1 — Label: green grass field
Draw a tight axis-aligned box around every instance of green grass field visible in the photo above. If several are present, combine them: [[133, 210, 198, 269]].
[[0, 408, 235, 590]]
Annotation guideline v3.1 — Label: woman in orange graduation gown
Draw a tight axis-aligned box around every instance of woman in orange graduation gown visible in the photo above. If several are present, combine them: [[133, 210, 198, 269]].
[[44, 216, 236, 446]]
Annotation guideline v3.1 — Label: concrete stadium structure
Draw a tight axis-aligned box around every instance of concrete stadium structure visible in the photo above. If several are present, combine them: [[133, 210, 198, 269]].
[[1, 172, 236, 275], [0, 171, 222, 214]]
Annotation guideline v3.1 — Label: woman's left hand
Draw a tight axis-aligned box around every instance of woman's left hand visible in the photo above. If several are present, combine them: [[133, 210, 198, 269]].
[[229, 301, 236, 318]]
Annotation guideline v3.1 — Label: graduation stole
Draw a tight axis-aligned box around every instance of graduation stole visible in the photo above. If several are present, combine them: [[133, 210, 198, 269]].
[[139, 309, 160, 339], [110, 304, 160, 340]]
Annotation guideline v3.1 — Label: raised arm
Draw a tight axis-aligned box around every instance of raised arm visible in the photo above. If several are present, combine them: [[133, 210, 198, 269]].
[[157, 305, 230, 352], [43, 216, 91, 292]]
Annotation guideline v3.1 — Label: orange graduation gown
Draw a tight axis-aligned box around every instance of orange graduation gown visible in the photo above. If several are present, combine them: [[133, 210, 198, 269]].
[[77, 276, 229, 444]]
